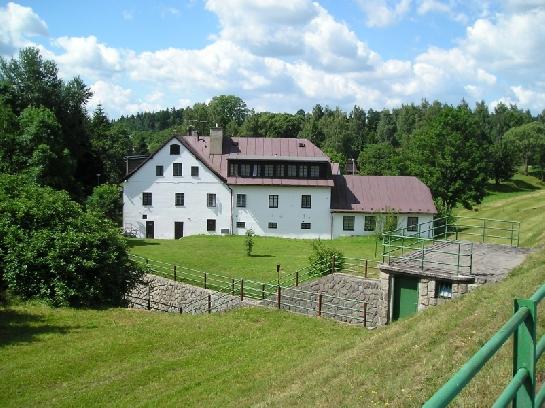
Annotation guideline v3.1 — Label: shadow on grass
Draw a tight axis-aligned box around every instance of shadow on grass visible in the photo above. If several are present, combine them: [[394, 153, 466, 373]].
[[249, 254, 274, 258], [0, 309, 71, 347], [127, 239, 161, 248], [487, 179, 540, 194]]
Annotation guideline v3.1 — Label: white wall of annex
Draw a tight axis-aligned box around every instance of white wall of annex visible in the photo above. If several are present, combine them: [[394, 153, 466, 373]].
[[231, 185, 332, 239], [331, 213, 434, 239], [123, 138, 232, 239]]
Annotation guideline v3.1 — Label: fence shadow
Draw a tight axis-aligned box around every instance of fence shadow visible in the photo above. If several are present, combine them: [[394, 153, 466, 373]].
[[0, 308, 71, 347]]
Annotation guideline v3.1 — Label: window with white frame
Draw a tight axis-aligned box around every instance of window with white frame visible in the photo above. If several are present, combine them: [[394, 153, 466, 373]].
[[236, 194, 246, 208], [207, 193, 216, 207], [343, 216, 355, 231]]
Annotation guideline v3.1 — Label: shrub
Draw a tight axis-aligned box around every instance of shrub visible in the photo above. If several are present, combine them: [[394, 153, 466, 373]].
[[245, 229, 255, 256], [86, 183, 123, 226], [0, 174, 143, 307], [374, 211, 400, 240], [308, 240, 345, 277]]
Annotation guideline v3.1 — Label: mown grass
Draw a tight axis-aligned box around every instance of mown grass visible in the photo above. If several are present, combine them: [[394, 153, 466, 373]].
[[128, 235, 380, 282], [2, 248, 545, 407]]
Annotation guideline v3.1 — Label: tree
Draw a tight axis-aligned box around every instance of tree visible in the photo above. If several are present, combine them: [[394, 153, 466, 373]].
[[86, 184, 123, 225], [357, 143, 401, 176], [504, 122, 545, 175], [405, 104, 489, 209], [208, 95, 248, 131], [0, 174, 142, 306], [489, 141, 518, 185], [376, 109, 397, 146]]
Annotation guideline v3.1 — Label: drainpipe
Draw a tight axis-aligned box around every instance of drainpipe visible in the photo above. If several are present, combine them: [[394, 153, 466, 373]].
[[228, 185, 234, 235]]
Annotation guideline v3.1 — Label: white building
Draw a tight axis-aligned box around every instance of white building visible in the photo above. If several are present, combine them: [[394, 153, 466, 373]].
[[123, 129, 436, 239]]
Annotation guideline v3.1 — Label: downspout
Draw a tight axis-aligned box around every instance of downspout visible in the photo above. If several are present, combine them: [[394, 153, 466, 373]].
[[330, 211, 333, 240], [228, 184, 234, 235]]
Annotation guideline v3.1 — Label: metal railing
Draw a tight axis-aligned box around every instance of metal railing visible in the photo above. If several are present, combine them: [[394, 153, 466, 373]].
[[129, 254, 374, 325], [424, 283, 545, 407]]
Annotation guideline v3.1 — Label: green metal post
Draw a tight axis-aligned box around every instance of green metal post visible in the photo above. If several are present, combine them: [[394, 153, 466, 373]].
[[482, 219, 486, 243], [421, 240, 425, 270], [517, 222, 520, 247], [513, 298, 536, 408], [457, 242, 461, 275], [511, 224, 515, 247], [401, 236, 404, 256], [444, 221, 447, 239]]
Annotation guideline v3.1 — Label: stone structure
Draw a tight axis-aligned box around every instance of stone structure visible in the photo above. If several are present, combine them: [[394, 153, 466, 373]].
[[261, 273, 384, 327], [127, 274, 244, 314]]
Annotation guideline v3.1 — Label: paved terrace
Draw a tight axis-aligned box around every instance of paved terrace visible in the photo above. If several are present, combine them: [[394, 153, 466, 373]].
[[381, 242, 533, 283]]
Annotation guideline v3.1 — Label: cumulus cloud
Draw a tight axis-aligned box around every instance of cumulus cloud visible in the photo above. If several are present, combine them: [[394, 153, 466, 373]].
[[417, 0, 467, 23], [0, 2, 48, 56], [357, 0, 412, 28]]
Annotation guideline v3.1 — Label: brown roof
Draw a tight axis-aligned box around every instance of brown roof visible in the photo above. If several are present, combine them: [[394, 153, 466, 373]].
[[330, 175, 437, 214], [182, 135, 333, 187]]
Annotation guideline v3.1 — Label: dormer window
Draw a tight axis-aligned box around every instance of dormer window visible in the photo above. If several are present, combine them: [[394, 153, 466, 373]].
[[170, 144, 180, 155]]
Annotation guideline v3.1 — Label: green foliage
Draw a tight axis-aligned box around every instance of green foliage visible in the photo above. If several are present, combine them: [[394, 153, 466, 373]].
[[375, 211, 400, 240], [0, 175, 142, 307], [244, 229, 255, 256], [357, 143, 401, 175], [86, 183, 123, 225], [308, 240, 345, 277], [504, 121, 545, 178], [489, 140, 518, 185]]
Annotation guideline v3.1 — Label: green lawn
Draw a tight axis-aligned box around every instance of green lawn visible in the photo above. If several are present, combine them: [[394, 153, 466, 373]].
[[128, 235, 380, 282], [2, 177, 545, 407]]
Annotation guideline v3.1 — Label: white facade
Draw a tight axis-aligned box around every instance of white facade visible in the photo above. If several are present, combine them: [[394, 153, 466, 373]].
[[123, 140, 232, 239], [232, 185, 331, 239], [331, 212, 434, 239]]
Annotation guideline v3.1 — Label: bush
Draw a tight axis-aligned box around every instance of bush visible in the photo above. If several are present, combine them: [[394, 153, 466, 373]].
[[374, 211, 400, 240], [308, 240, 345, 277], [244, 229, 255, 256], [86, 183, 123, 226], [0, 174, 143, 307]]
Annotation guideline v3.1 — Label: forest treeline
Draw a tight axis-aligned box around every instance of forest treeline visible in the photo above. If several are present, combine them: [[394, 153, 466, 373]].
[[2, 47, 545, 211]]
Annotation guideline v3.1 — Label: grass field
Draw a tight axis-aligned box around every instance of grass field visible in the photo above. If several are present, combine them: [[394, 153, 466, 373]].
[[128, 235, 379, 282], [2, 175, 545, 407]]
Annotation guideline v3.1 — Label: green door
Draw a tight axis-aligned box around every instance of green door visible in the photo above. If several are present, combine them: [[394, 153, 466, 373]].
[[392, 275, 419, 321]]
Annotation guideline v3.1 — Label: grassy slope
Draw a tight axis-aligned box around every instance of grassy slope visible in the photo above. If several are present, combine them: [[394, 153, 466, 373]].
[[2, 175, 545, 407], [128, 235, 379, 281]]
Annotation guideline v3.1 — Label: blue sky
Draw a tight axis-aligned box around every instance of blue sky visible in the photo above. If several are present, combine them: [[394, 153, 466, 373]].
[[1, 0, 545, 117]]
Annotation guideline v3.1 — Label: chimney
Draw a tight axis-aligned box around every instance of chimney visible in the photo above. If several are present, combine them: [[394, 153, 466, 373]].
[[209, 127, 223, 155]]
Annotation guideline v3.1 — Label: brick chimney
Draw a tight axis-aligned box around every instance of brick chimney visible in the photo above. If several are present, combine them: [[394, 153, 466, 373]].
[[209, 127, 223, 155]]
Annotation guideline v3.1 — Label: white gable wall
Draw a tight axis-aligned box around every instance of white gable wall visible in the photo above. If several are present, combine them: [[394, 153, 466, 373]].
[[123, 139, 232, 239], [231, 185, 332, 239], [332, 213, 434, 239]]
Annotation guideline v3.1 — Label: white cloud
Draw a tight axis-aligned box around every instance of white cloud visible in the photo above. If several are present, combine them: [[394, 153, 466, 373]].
[[0, 2, 48, 56], [357, 0, 412, 28], [122, 10, 134, 21], [89, 80, 164, 116], [417, 0, 467, 24], [510, 86, 545, 112]]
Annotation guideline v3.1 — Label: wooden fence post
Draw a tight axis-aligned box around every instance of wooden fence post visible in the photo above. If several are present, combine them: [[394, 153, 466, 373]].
[[295, 271, 299, 287], [231, 278, 235, 295], [365, 259, 368, 278], [204, 272, 207, 289], [240, 279, 244, 301], [207, 294, 212, 314], [173, 265, 177, 281], [261, 283, 266, 300], [277, 286, 281, 309], [276, 264, 280, 285], [317, 292, 323, 317], [363, 302, 367, 327]]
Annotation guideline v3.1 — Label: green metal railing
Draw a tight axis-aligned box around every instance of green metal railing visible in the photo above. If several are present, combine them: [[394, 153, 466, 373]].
[[424, 283, 545, 407]]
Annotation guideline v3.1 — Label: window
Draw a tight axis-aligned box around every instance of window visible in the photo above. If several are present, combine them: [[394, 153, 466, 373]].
[[264, 164, 274, 177], [175, 193, 184, 207], [407, 216, 419, 232], [299, 165, 308, 177], [229, 162, 238, 176], [301, 195, 311, 208], [240, 163, 251, 177], [276, 164, 285, 177], [236, 194, 246, 208], [269, 195, 278, 208], [301, 222, 311, 230], [191, 166, 199, 176], [142, 214, 147, 219], [364, 216, 376, 232], [436, 281, 452, 299], [207, 219, 216, 232], [236, 221, 246, 228], [287, 164, 297, 177], [310, 165, 320, 178], [156, 165, 164, 176], [207, 193, 216, 207], [142, 192, 152, 206], [252, 164, 260, 177], [170, 144, 180, 155], [343, 216, 355, 231], [173, 163, 183, 176], [268, 222, 278, 229]]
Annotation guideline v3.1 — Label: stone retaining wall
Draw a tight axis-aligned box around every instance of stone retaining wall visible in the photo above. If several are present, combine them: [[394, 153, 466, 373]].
[[127, 274, 243, 314], [261, 273, 384, 327]]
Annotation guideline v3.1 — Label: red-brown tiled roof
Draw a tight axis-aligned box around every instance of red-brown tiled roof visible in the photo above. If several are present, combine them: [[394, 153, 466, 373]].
[[330, 175, 437, 214], [182, 135, 333, 187]]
